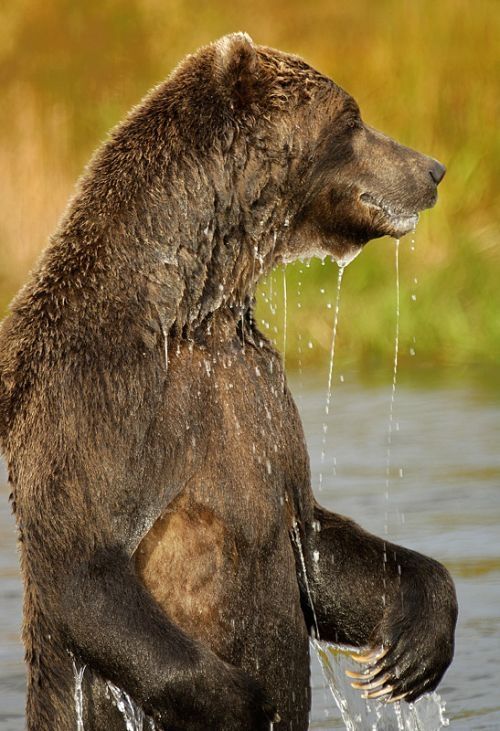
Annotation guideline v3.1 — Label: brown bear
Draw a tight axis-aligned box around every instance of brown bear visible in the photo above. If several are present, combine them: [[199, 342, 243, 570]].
[[0, 33, 456, 730]]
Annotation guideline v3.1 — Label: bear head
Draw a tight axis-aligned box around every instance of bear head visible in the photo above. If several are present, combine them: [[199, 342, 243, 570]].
[[209, 33, 445, 270], [13, 33, 445, 339]]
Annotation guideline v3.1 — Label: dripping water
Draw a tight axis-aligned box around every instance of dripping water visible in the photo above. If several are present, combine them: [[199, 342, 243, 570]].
[[384, 239, 400, 538], [296, 264, 305, 404], [291, 520, 320, 639], [281, 266, 288, 383], [318, 263, 345, 491], [301, 243, 450, 730]]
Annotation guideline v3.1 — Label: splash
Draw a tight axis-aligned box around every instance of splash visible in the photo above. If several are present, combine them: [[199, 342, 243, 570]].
[[72, 658, 86, 731], [71, 667, 158, 731], [318, 647, 450, 730], [107, 681, 154, 731]]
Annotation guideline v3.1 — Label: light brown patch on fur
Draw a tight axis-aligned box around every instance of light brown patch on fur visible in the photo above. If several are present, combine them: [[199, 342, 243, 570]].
[[135, 493, 237, 647]]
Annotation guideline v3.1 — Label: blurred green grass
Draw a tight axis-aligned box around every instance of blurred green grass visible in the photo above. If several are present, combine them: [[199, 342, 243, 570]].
[[0, 0, 498, 370]]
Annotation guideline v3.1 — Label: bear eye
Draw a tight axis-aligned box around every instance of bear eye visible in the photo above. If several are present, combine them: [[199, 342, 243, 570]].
[[347, 117, 362, 130]]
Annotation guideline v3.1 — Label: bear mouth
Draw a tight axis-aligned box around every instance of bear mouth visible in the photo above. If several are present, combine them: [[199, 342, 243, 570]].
[[360, 193, 419, 237]]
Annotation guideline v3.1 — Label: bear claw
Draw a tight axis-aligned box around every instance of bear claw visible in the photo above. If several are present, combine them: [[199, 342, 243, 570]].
[[362, 685, 394, 700], [345, 668, 378, 681], [349, 672, 390, 691], [350, 646, 387, 665]]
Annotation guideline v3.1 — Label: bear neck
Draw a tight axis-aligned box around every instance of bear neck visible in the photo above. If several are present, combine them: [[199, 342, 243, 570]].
[[14, 54, 308, 353], [43, 99, 295, 346]]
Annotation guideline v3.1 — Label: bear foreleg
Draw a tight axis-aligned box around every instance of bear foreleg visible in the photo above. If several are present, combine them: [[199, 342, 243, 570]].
[[295, 505, 457, 704]]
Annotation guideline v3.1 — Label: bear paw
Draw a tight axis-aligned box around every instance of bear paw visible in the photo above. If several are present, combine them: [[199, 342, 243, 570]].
[[345, 559, 457, 704]]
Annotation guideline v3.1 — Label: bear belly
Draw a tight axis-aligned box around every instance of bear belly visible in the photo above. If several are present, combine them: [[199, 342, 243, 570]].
[[134, 485, 308, 676], [134, 493, 239, 659]]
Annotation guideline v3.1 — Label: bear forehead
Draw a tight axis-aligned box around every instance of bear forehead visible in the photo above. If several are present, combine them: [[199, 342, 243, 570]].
[[212, 31, 344, 103]]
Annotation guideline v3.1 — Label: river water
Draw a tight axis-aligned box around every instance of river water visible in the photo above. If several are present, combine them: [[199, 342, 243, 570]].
[[1, 374, 499, 729]]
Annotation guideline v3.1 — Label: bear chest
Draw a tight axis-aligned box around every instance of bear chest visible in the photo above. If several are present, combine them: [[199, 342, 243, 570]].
[[159, 337, 312, 537], [134, 336, 312, 649]]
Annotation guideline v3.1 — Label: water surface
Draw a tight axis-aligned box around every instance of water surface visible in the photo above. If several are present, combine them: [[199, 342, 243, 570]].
[[1, 378, 499, 729]]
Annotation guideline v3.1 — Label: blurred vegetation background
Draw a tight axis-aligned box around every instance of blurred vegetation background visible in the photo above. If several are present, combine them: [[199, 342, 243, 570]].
[[0, 0, 498, 375]]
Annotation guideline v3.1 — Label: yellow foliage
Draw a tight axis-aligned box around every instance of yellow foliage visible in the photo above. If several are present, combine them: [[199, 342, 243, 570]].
[[0, 0, 498, 365]]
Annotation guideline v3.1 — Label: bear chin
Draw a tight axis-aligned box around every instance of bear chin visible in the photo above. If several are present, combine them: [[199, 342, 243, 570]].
[[360, 193, 421, 238]]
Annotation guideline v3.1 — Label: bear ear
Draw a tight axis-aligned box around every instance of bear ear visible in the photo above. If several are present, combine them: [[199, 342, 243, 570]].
[[213, 32, 261, 108]]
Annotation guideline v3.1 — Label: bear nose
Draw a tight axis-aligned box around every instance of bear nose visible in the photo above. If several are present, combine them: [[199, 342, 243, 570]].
[[429, 159, 446, 185]]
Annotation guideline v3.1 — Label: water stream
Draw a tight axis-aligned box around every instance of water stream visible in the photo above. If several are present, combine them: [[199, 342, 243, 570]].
[[291, 520, 321, 640], [318, 263, 345, 492], [384, 239, 401, 537], [282, 265, 288, 380]]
